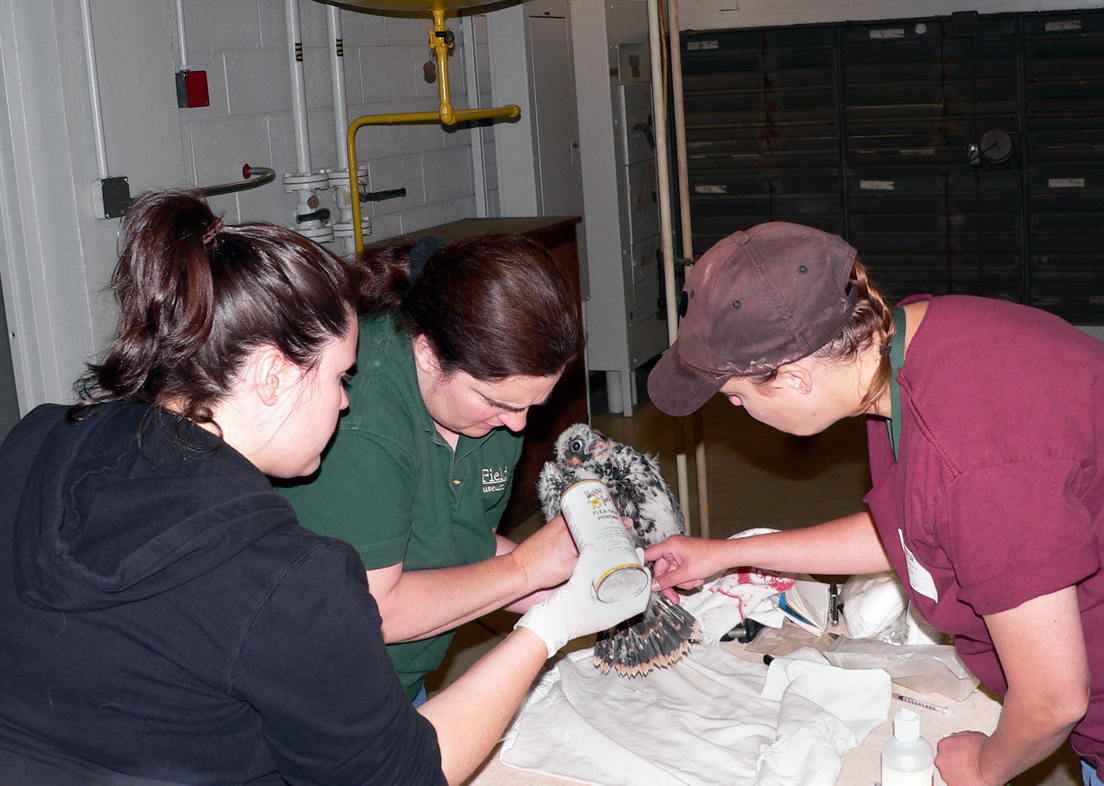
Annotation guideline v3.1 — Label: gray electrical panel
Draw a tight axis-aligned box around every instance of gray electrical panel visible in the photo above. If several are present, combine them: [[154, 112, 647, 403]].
[[572, 0, 668, 416]]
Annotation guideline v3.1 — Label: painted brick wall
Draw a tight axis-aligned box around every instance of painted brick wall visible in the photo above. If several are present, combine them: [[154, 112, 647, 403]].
[[176, 0, 481, 242]]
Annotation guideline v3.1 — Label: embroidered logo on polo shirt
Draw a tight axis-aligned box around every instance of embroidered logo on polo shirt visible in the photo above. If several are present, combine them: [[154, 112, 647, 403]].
[[482, 466, 509, 494]]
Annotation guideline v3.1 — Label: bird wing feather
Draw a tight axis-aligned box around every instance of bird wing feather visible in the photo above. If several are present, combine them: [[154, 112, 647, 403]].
[[537, 461, 569, 522]]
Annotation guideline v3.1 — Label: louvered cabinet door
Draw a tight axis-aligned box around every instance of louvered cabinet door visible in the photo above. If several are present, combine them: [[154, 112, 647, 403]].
[[1024, 12, 1104, 324], [681, 26, 842, 259], [679, 9, 1104, 324], [841, 15, 1022, 304]]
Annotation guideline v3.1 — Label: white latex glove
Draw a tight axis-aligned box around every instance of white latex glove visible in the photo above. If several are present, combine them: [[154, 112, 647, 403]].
[[515, 544, 651, 658]]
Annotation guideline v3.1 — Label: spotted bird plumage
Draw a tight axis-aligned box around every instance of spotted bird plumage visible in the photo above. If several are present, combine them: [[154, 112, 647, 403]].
[[538, 424, 701, 677]]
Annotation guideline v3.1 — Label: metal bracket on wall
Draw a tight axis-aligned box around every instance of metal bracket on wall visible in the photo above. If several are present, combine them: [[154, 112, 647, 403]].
[[198, 165, 276, 199], [93, 176, 131, 220]]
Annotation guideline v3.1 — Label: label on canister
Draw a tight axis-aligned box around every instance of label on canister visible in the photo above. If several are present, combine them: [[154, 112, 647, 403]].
[[560, 479, 649, 603]]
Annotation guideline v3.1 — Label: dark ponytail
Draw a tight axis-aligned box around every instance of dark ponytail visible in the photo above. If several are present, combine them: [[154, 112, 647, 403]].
[[836, 259, 896, 410], [358, 234, 584, 380], [78, 190, 358, 424]]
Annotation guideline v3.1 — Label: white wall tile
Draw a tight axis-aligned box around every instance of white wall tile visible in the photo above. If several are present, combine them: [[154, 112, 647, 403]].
[[268, 113, 343, 186], [267, 112, 298, 173], [306, 108, 340, 171], [338, 48, 364, 106], [168, 0, 477, 235], [340, 7, 389, 47], [302, 46, 334, 110], [422, 146, 472, 203], [449, 90, 469, 113], [257, 0, 286, 48], [360, 47, 417, 102], [237, 177, 297, 225], [180, 125, 197, 184], [386, 16, 432, 46], [368, 153, 426, 215], [390, 95, 441, 113], [391, 99, 445, 155], [225, 48, 292, 116], [400, 201, 453, 233], [443, 121, 471, 149], [296, 0, 328, 49], [449, 194, 477, 221], [393, 120, 445, 156], [192, 115, 273, 190], [183, 0, 263, 51], [367, 211, 403, 241], [347, 103, 396, 160]]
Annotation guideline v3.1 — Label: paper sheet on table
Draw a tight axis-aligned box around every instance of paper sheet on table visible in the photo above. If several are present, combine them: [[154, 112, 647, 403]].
[[500, 646, 892, 786]]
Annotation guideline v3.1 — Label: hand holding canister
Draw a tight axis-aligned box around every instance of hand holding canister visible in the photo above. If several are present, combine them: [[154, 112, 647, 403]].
[[515, 480, 651, 657], [559, 480, 650, 601]]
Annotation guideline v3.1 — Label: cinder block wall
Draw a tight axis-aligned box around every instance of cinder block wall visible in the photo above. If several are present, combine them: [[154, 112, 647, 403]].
[[177, 0, 483, 239]]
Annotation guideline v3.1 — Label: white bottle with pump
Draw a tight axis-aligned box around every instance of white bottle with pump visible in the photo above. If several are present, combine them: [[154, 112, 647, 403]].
[[882, 708, 935, 786]]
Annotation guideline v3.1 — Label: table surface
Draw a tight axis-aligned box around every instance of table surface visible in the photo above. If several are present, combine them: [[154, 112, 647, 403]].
[[464, 644, 1002, 786]]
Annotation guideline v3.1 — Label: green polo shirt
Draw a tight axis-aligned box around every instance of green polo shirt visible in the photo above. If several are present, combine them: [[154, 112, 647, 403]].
[[277, 316, 522, 700]]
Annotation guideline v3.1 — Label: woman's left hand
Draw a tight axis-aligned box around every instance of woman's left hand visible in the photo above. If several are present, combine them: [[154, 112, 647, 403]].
[[935, 586, 1089, 786], [936, 731, 991, 786]]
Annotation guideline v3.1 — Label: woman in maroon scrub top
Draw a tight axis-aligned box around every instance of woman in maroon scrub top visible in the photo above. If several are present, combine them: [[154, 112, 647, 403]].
[[645, 221, 1104, 786]]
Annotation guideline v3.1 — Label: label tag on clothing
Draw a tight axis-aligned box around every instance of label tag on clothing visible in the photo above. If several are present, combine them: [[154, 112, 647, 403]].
[[899, 529, 939, 602]]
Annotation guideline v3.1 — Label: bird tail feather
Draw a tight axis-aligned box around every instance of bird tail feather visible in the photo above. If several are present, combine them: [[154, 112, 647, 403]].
[[593, 592, 701, 678]]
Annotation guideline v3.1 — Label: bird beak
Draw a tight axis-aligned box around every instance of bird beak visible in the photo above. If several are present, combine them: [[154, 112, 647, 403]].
[[587, 438, 607, 452]]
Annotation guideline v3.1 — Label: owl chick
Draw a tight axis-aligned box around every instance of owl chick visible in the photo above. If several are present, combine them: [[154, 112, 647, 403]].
[[538, 423, 701, 677]]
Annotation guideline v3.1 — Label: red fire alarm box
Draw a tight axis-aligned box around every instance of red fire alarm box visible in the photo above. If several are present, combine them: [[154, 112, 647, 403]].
[[176, 70, 210, 108]]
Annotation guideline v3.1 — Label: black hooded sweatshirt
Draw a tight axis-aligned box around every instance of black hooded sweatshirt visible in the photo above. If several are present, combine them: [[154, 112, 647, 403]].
[[0, 402, 446, 786]]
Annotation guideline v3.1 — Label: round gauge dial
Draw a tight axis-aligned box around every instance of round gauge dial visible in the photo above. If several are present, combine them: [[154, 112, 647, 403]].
[[979, 129, 1013, 164]]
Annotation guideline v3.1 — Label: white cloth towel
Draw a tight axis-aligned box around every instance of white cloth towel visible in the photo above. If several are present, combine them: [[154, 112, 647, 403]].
[[500, 645, 892, 786], [678, 528, 794, 644], [681, 567, 794, 644]]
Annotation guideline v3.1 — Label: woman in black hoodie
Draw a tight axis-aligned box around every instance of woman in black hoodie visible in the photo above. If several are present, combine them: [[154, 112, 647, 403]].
[[0, 190, 647, 786]]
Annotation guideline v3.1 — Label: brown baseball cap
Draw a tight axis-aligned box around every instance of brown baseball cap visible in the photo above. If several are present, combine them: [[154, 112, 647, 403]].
[[648, 222, 858, 417]]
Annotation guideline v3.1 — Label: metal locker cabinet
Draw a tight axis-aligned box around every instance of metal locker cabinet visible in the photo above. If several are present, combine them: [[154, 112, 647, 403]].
[[841, 16, 1023, 304], [1024, 11, 1104, 324]]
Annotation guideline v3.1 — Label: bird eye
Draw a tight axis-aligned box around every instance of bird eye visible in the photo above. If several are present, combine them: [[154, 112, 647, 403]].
[[570, 439, 584, 452]]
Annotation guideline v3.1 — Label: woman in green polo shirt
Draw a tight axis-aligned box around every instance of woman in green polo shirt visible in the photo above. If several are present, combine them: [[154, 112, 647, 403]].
[[279, 234, 584, 704]]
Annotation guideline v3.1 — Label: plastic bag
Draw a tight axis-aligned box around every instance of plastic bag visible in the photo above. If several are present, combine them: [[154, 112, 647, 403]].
[[743, 623, 837, 658], [839, 571, 908, 642], [825, 637, 979, 701]]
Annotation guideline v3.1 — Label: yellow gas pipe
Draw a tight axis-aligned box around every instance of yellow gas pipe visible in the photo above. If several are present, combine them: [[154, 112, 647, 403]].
[[348, 7, 520, 255]]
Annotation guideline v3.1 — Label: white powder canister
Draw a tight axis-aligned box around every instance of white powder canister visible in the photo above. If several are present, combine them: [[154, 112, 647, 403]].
[[559, 479, 649, 602]]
